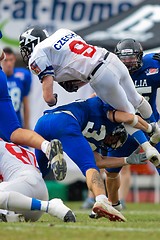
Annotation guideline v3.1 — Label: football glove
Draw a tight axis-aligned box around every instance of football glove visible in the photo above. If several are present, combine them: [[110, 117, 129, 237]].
[[152, 53, 160, 61], [59, 81, 78, 92], [125, 147, 147, 165]]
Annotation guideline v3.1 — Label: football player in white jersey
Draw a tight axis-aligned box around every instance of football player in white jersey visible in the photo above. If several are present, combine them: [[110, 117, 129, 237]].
[[0, 139, 76, 222], [19, 26, 160, 166]]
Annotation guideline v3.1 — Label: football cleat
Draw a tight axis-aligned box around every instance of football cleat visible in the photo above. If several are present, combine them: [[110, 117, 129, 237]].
[[0, 212, 25, 222], [92, 201, 126, 222], [47, 198, 76, 222], [46, 139, 67, 181], [150, 122, 160, 144], [89, 201, 123, 219], [64, 210, 76, 222], [145, 147, 160, 167], [89, 210, 100, 219]]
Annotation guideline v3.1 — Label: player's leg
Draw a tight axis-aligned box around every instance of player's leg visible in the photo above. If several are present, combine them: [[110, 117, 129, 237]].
[[105, 171, 122, 210], [0, 191, 76, 222], [60, 131, 126, 222], [0, 173, 75, 222], [119, 165, 131, 209], [90, 52, 155, 122], [81, 190, 95, 209], [106, 137, 137, 210]]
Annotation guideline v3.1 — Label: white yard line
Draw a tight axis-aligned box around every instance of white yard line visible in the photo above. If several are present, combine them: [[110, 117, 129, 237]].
[[54, 225, 159, 232], [4, 225, 159, 232]]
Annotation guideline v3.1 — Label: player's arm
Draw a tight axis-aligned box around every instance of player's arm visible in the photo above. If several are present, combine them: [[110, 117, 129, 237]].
[[107, 110, 151, 133], [23, 96, 30, 129], [94, 148, 147, 169], [42, 75, 57, 106]]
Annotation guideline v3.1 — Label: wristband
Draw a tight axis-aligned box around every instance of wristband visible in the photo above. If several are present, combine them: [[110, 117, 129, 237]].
[[112, 110, 118, 123], [124, 157, 128, 165]]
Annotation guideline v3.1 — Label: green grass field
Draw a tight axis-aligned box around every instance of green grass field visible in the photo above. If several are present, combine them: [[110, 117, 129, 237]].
[[1, 202, 160, 240]]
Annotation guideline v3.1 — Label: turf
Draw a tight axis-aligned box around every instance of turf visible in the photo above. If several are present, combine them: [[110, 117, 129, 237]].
[[1, 202, 160, 240]]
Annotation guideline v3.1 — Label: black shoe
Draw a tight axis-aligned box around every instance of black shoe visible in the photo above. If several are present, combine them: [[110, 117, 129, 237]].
[[64, 210, 76, 222], [89, 211, 99, 219]]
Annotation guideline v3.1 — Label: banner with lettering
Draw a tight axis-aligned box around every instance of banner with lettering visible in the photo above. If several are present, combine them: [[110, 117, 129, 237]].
[[0, 0, 142, 52], [77, 0, 160, 52]]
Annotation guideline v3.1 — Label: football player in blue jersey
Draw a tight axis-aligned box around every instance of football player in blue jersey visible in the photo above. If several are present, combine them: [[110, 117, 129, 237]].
[[0, 31, 66, 181], [105, 38, 160, 209], [34, 96, 157, 221], [2, 47, 32, 129]]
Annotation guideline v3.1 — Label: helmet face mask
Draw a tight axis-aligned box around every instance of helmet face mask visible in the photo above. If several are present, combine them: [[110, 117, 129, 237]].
[[20, 46, 32, 66], [19, 26, 49, 66], [114, 38, 143, 73], [100, 124, 128, 151]]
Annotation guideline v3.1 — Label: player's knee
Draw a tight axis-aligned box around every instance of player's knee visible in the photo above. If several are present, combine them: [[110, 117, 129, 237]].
[[0, 191, 10, 209], [82, 164, 99, 176]]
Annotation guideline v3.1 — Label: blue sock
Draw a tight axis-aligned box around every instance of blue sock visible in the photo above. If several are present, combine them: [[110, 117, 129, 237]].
[[145, 113, 156, 123], [31, 198, 41, 210], [132, 130, 148, 145]]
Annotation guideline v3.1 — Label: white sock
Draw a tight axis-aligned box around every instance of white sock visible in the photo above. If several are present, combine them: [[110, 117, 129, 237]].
[[146, 124, 152, 133], [141, 141, 152, 152], [40, 201, 49, 212], [41, 140, 50, 154], [137, 97, 152, 119], [96, 194, 108, 202]]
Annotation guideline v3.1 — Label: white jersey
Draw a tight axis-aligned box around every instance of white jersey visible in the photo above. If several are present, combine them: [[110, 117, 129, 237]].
[[29, 28, 107, 83], [0, 140, 39, 181]]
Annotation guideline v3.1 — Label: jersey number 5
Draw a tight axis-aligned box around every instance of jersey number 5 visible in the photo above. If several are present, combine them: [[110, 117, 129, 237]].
[[69, 40, 96, 58]]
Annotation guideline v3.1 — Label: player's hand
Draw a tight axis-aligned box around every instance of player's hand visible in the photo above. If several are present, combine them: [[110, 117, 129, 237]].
[[59, 81, 79, 92], [125, 147, 147, 165], [47, 93, 58, 107], [152, 53, 160, 61]]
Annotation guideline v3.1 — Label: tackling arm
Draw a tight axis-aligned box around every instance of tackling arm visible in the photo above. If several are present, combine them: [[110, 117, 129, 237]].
[[107, 110, 151, 133], [94, 148, 147, 169], [23, 96, 30, 129]]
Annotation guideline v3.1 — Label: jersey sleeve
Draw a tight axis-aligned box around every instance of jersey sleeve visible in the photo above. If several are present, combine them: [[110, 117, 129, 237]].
[[0, 69, 20, 141], [29, 49, 55, 82], [0, 69, 10, 98], [143, 54, 160, 88]]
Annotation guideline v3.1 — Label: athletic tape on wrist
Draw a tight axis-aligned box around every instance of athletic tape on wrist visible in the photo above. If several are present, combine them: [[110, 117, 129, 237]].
[[130, 115, 138, 127], [124, 157, 128, 165]]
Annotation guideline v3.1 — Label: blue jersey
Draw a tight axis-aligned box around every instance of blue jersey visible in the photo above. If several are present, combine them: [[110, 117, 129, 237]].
[[34, 97, 120, 177], [108, 53, 160, 174], [6, 68, 32, 126], [0, 67, 20, 141], [131, 53, 160, 121]]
